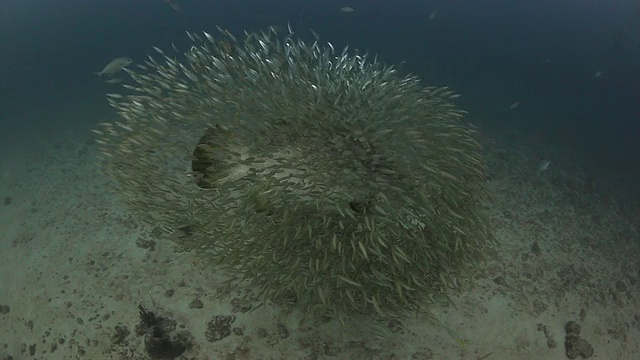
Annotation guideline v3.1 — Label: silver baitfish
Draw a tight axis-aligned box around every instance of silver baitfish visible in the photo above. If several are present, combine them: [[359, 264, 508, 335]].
[[95, 57, 133, 78]]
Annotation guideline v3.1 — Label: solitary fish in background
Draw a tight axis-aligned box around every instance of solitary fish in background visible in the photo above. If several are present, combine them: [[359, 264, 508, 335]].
[[341, 6, 354, 13], [509, 101, 522, 109], [164, 0, 182, 12], [429, 10, 438, 21], [538, 159, 552, 173], [95, 57, 132, 78]]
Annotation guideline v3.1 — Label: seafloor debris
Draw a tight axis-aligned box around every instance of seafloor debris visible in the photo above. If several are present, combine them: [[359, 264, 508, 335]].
[[205, 315, 236, 342], [276, 323, 290, 339], [111, 325, 131, 345], [564, 321, 594, 359], [137, 305, 191, 359]]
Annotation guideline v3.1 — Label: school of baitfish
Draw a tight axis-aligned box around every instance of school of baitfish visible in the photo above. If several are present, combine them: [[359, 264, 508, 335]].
[[94, 26, 492, 321]]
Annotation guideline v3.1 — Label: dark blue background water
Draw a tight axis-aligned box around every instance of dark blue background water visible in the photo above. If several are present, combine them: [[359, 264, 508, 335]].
[[1, 0, 638, 190]]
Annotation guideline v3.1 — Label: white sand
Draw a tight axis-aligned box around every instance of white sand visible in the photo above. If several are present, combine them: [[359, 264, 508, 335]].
[[1, 124, 638, 360]]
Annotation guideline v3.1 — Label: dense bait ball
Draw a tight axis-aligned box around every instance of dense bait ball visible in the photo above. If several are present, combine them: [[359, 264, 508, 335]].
[[95, 27, 492, 320]]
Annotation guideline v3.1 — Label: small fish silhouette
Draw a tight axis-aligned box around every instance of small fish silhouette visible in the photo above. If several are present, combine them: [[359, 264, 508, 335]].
[[164, 0, 181, 11], [538, 159, 551, 173], [95, 57, 132, 78]]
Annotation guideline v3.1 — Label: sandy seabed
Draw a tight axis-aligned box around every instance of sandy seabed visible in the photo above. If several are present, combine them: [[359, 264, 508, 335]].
[[1, 123, 639, 360]]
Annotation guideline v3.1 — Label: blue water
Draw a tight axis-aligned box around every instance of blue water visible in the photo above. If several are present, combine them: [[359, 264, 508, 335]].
[[1, 0, 638, 189]]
